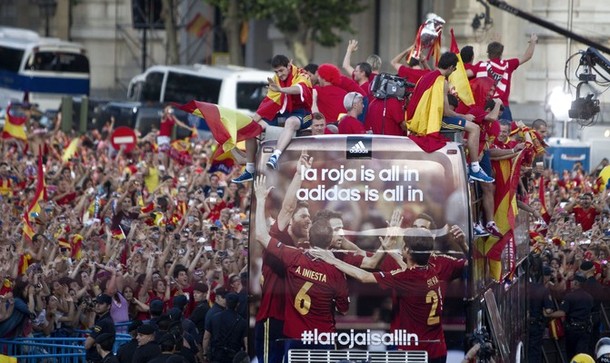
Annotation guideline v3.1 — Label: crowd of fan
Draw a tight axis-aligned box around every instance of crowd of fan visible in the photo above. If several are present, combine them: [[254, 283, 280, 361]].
[[525, 158, 610, 361], [0, 117, 249, 362], [1, 35, 610, 362]]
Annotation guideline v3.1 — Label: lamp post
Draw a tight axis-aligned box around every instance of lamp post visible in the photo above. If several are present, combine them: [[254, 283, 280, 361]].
[[33, 0, 58, 37]]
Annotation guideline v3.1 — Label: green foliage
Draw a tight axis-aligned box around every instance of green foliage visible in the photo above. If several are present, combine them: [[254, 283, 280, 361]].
[[205, 0, 367, 47]]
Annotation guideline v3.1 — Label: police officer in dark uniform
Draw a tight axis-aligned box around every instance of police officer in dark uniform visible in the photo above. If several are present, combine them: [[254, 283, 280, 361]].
[[132, 323, 162, 363], [117, 320, 142, 363], [189, 282, 210, 341], [84, 294, 116, 363], [546, 271, 594, 360], [208, 292, 247, 363], [528, 261, 555, 362], [95, 333, 120, 363], [580, 260, 606, 354]]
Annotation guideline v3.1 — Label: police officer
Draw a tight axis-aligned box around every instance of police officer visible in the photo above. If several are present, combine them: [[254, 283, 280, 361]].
[[546, 271, 594, 360], [95, 333, 120, 363], [207, 293, 247, 363], [580, 260, 606, 354], [528, 261, 555, 362], [117, 320, 142, 363], [132, 323, 161, 363], [596, 337, 610, 362], [84, 294, 116, 363]]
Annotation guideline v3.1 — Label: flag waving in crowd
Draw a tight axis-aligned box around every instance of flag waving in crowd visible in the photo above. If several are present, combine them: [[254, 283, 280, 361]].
[[178, 100, 260, 163], [2, 103, 28, 141], [22, 152, 46, 240]]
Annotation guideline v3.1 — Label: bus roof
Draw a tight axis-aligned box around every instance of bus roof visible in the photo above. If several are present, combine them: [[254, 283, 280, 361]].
[[137, 63, 272, 79], [0, 27, 85, 52]]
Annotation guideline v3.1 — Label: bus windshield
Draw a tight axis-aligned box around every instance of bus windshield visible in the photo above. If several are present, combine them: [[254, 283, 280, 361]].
[[0, 28, 90, 111], [27, 51, 90, 73]]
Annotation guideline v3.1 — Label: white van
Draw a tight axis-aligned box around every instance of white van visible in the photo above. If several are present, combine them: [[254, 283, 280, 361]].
[[126, 64, 272, 117]]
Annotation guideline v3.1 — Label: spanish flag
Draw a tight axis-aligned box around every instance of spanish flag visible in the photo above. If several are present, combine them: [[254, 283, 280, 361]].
[[2, 103, 27, 141], [405, 70, 448, 153], [62, 137, 81, 162], [112, 226, 126, 240], [71, 234, 84, 260], [168, 137, 193, 165], [22, 153, 46, 240], [256, 64, 312, 121], [538, 176, 551, 225], [448, 29, 474, 106], [480, 150, 526, 281], [186, 13, 211, 38], [58, 238, 72, 251], [178, 101, 261, 161], [18, 253, 32, 276]]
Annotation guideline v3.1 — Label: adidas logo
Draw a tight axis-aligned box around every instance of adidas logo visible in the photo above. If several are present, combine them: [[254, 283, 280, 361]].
[[349, 141, 369, 154]]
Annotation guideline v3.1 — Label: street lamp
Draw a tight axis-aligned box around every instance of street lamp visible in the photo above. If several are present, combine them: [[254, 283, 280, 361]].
[[32, 0, 58, 37]]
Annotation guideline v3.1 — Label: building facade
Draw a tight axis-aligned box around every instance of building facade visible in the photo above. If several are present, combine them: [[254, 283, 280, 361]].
[[2, 0, 610, 142]]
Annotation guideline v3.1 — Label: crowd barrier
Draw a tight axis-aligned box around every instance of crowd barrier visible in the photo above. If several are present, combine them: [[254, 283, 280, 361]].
[[0, 322, 133, 363]]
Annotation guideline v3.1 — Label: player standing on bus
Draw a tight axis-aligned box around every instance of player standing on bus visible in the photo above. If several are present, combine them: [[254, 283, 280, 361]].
[[232, 55, 312, 183], [254, 175, 349, 359]]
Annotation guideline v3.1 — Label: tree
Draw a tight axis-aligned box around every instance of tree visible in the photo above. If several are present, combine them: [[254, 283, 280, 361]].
[[205, 0, 366, 66], [161, 0, 180, 64]]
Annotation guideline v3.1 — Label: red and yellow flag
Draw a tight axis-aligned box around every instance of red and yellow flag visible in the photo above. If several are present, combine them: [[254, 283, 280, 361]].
[[482, 150, 526, 281], [186, 13, 211, 38], [256, 64, 312, 121], [22, 153, 46, 240], [405, 70, 448, 152], [112, 226, 126, 240], [538, 176, 551, 225], [71, 234, 84, 260], [2, 103, 27, 141], [18, 253, 32, 276], [62, 137, 81, 162], [178, 101, 261, 161], [448, 29, 475, 106]]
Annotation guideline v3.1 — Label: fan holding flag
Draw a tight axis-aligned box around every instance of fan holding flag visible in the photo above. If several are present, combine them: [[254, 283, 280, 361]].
[[405, 52, 494, 183], [178, 54, 313, 184], [231, 54, 313, 183]]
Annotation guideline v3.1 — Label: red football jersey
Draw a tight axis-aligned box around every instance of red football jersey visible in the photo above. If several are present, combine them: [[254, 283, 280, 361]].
[[255, 222, 295, 322], [267, 239, 349, 339], [374, 265, 446, 359]]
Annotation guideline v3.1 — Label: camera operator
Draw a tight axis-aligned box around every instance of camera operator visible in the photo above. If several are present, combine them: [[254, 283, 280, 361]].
[[462, 328, 496, 363]]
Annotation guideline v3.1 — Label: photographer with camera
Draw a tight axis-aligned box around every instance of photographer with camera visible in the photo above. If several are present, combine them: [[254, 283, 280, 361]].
[[462, 328, 496, 363]]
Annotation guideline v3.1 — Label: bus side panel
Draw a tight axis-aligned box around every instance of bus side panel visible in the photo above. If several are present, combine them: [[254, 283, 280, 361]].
[[249, 135, 471, 358]]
